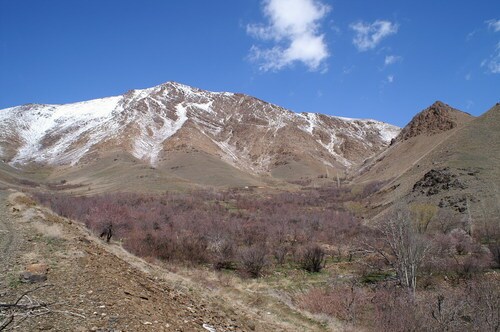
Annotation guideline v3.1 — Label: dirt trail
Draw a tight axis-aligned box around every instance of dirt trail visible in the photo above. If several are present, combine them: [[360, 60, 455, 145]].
[[0, 190, 25, 292], [0, 191, 16, 268], [0, 191, 328, 332]]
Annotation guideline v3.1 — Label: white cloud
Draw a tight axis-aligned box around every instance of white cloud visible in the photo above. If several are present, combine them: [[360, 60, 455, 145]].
[[384, 55, 402, 66], [466, 30, 478, 41], [247, 0, 331, 71], [387, 75, 394, 83], [350, 20, 398, 51], [486, 19, 500, 32], [483, 58, 500, 74], [481, 42, 500, 74], [481, 20, 500, 73]]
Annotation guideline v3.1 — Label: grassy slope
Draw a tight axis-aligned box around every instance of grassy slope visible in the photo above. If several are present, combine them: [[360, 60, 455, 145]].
[[0, 161, 52, 190], [44, 150, 276, 194]]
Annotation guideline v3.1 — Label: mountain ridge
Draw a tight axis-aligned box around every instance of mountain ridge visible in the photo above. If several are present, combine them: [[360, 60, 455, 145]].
[[0, 81, 400, 185]]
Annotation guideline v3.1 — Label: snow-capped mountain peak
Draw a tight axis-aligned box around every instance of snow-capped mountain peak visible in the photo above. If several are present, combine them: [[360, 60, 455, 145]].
[[0, 82, 400, 176]]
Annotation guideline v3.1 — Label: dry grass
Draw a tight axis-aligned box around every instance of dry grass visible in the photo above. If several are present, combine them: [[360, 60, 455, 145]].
[[32, 222, 64, 240], [12, 194, 36, 207], [41, 210, 66, 224]]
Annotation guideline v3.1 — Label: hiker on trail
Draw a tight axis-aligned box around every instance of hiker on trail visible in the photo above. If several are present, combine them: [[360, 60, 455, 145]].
[[100, 223, 113, 243]]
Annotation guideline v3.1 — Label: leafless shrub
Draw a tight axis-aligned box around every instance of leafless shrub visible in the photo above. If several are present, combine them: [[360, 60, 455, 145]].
[[473, 218, 500, 268], [455, 253, 491, 281], [177, 233, 209, 265], [272, 244, 289, 265], [465, 278, 500, 331], [299, 244, 326, 273], [424, 230, 491, 280], [371, 287, 420, 331], [431, 209, 462, 234], [209, 236, 235, 270], [370, 277, 500, 332], [238, 245, 267, 278], [425, 292, 470, 332], [489, 241, 500, 268], [287, 178, 312, 186], [450, 229, 475, 255], [298, 282, 368, 325]]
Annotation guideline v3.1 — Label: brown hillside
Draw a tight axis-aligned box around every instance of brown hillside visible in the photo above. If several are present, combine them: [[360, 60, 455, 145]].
[[367, 103, 500, 222], [354, 101, 474, 185]]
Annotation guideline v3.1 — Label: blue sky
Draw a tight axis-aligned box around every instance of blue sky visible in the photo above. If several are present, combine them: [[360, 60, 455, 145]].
[[0, 0, 498, 126]]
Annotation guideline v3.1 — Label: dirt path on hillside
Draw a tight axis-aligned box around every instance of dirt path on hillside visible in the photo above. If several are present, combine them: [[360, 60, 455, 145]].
[[0, 190, 25, 291], [0, 192, 329, 332], [0, 191, 15, 270]]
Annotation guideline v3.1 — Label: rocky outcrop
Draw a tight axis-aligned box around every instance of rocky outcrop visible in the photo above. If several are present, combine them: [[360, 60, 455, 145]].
[[412, 167, 467, 196], [396, 101, 471, 141]]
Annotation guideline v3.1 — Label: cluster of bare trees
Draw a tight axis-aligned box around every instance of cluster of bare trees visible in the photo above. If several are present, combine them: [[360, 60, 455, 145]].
[[297, 200, 499, 331], [372, 278, 500, 331], [33, 188, 365, 277], [299, 278, 499, 332]]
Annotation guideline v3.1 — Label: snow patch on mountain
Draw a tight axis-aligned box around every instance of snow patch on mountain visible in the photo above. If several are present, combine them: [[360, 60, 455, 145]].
[[377, 122, 401, 142], [132, 102, 188, 165], [317, 137, 353, 167], [190, 100, 214, 113], [3, 96, 122, 165], [299, 113, 318, 134]]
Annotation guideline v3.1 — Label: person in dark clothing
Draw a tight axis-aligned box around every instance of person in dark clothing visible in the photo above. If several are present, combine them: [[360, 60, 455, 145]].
[[100, 223, 113, 243]]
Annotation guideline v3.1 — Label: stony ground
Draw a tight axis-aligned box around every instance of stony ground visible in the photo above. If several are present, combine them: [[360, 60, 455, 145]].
[[0, 190, 327, 332]]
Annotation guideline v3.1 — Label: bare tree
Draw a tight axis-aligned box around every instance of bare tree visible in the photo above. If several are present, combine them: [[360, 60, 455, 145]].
[[239, 245, 267, 278], [373, 208, 429, 296]]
